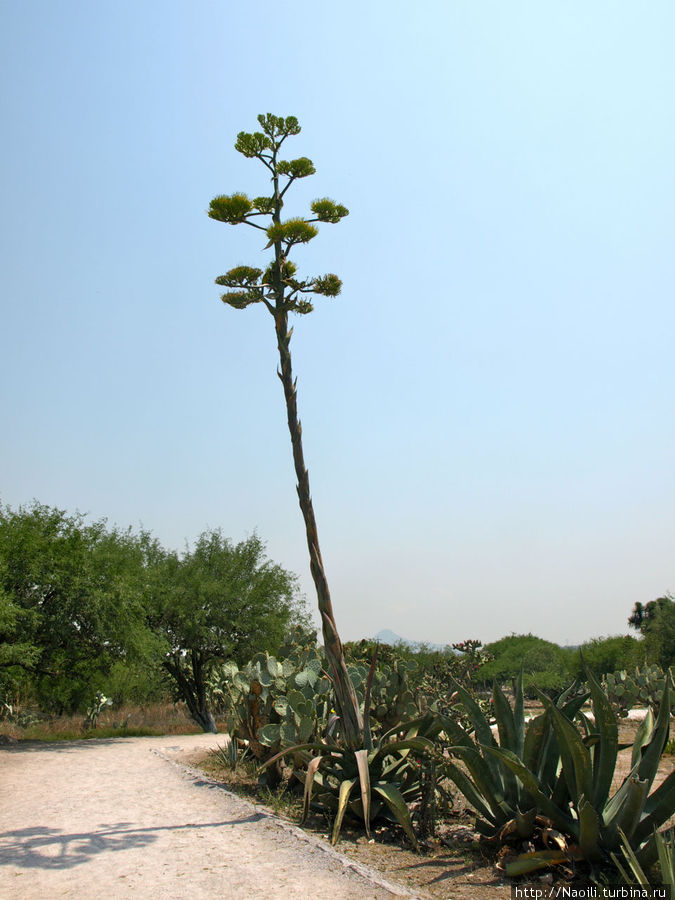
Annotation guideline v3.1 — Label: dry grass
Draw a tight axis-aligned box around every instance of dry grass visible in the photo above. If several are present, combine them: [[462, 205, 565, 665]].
[[0, 701, 217, 741]]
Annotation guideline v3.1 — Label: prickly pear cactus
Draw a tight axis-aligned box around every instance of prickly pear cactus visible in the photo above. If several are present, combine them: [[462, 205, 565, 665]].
[[208, 646, 331, 763], [346, 658, 419, 730], [209, 634, 430, 762], [600, 665, 674, 717]]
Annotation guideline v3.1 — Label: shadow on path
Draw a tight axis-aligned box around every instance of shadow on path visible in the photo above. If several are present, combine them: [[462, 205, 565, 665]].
[[0, 815, 265, 870], [0, 737, 193, 755]]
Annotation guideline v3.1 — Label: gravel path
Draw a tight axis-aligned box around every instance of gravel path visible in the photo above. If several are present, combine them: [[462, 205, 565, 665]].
[[0, 734, 419, 900]]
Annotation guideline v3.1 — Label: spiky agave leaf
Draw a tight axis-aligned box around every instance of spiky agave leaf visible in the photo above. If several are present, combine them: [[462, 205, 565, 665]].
[[355, 749, 372, 838], [632, 768, 675, 847], [302, 755, 324, 823], [578, 796, 602, 862], [584, 664, 619, 810], [636, 673, 672, 784], [522, 710, 550, 778], [492, 673, 524, 807], [606, 777, 650, 847], [372, 782, 419, 850], [631, 707, 654, 770], [542, 693, 594, 806], [504, 850, 570, 877], [332, 777, 358, 844], [656, 828, 675, 887], [445, 676, 502, 788], [611, 828, 653, 887]]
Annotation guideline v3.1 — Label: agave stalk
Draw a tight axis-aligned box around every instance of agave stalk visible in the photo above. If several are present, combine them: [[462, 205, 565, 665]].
[[274, 310, 363, 748], [208, 114, 363, 748]]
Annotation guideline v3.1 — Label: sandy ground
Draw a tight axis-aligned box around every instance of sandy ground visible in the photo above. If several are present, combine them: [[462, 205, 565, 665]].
[[0, 734, 421, 900]]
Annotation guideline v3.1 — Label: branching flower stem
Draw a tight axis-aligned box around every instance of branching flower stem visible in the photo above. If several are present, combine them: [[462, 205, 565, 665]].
[[209, 114, 363, 749]]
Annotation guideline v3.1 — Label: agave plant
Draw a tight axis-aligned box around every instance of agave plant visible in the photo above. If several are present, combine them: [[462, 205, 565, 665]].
[[263, 710, 441, 848], [260, 646, 444, 847], [500, 674, 675, 871], [445, 665, 675, 875], [439, 669, 588, 839], [611, 826, 675, 890], [212, 734, 248, 772]]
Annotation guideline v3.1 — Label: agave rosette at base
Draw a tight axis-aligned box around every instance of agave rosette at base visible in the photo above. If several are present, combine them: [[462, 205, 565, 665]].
[[262, 711, 442, 848]]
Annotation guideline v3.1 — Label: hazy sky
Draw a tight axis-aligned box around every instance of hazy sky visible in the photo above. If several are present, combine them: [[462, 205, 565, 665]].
[[2, 2, 673, 646]]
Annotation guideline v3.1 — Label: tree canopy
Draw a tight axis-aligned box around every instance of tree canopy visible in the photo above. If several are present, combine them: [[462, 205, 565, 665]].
[[480, 633, 570, 694], [568, 634, 642, 680], [0, 502, 153, 712], [629, 594, 675, 669], [148, 530, 306, 731], [0, 502, 305, 729]]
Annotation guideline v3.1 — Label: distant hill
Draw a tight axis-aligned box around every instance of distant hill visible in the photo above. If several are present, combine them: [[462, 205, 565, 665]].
[[371, 629, 447, 652]]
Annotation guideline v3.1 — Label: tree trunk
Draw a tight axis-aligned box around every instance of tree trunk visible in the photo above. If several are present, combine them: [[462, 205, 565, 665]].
[[163, 655, 218, 734], [274, 310, 364, 749], [196, 708, 218, 734]]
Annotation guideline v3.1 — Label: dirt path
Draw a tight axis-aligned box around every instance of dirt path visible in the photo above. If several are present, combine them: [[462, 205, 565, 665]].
[[0, 734, 420, 900]]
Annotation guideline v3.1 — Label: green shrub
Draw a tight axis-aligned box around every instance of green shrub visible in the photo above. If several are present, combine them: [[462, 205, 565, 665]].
[[568, 635, 643, 681], [480, 634, 569, 696]]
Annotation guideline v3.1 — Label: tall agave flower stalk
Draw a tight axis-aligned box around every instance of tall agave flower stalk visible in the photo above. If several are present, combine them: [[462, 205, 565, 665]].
[[208, 113, 363, 748]]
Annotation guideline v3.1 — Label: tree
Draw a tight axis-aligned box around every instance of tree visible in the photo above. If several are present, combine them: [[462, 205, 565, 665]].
[[0, 502, 154, 712], [208, 114, 363, 747], [629, 594, 675, 668], [0, 584, 39, 705], [568, 634, 641, 680], [148, 530, 304, 733], [628, 595, 674, 631], [480, 633, 570, 695]]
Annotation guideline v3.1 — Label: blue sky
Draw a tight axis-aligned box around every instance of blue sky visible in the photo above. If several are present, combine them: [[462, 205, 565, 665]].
[[1, 2, 673, 645]]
